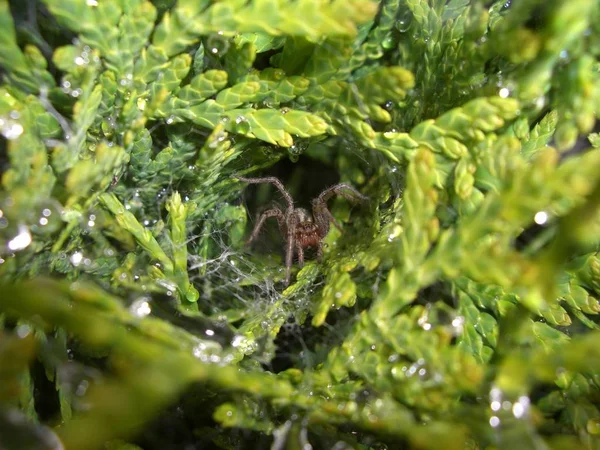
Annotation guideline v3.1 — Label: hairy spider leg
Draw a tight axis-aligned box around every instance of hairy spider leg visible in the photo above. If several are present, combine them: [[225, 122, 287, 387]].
[[296, 243, 304, 268], [284, 215, 298, 286], [316, 183, 369, 205], [237, 175, 297, 285], [246, 208, 285, 245], [312, 183, 368, 237], [323, 209, 343, 231], [236, 176, 294, 210]]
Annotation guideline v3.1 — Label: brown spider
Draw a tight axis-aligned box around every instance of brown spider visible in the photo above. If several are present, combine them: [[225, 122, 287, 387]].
[[237, 176, 368, 286]]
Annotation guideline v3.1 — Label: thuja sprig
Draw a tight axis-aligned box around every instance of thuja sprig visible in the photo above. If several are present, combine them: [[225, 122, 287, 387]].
[[99, 192, 200, 308], [165, 192, 199, 303]]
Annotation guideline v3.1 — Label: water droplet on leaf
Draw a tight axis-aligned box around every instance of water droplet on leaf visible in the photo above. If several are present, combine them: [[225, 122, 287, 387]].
[[0, 118, 23, 140], [235, 115, 251, 134], [206, 34, 230, 56], [7, 225, 32, 252], [130, 297, 152, 318], [70, 252, 83, 266]]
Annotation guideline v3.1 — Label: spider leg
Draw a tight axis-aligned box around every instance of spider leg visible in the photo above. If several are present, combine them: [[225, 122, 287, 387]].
[[316, 183, 368, 205], [312, 183, 367, 238], [236, 176, 294, 211], [284, 222, 296, 286], [323, 208, 343, 232], [296, 244, 304, 268], [246, 208, 285, 245], [316, 242, 323, 262]]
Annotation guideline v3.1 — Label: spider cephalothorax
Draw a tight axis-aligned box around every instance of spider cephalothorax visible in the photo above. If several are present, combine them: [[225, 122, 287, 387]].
[[237, 176, 368, 286]]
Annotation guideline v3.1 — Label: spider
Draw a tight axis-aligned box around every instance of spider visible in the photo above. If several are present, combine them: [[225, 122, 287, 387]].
[[237, 175, 368, 286]]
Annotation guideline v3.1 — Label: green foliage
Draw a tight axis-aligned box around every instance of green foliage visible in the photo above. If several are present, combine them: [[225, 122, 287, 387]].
[[1, 0, 600, 449]]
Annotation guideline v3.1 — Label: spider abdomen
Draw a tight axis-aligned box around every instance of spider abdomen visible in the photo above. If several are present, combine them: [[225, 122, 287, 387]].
[[296, 222, 321, 248]]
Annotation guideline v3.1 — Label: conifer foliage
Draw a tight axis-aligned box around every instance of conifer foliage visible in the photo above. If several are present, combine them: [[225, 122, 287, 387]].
[[1, 0, 600, 449]]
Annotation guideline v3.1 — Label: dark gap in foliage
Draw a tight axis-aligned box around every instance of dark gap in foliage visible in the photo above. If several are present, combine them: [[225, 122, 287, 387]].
[[149, 292, 235, 347], [8, 0, 71, 80], [144, 121, 171, 156], [215, 428, 272, 450], [560, 120, 600, 161], [523, 5, 550, 32], [529, 107, 551, 130], [0, 136, 8, 174], [514, 222, 552, 252], [267, 318, 302, 373], [414, 281, 454, 307], [254, 49, 281, 72], [238, 153, 342, 256], [264, 153, 342, 206], [31, 359, 60, 422], [267, 306, 359, 374], [133, 387, 223, 450], [150, 0, 177, 19]]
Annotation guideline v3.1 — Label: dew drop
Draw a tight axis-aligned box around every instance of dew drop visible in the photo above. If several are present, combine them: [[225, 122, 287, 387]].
[[75, 380, 89, 396], [16, 324, 31, 338], [396, 16, 411, 33], [208, 130, 227, 148], [534, 211, 548, 225], [231, 335, 246, 348], [451, 315, 465, 335], [534, 96, 546, 109], [512, 396, 530, 418], [382, 35, 396, 50], [7, 225, 32, 251], [498, 87, 510, 98], [70, 252, 83, 266], [1, 119, 24, 140], [130, 297, 152, 318], [206, 34, 230, 56], [235, 115, 251, 134]]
